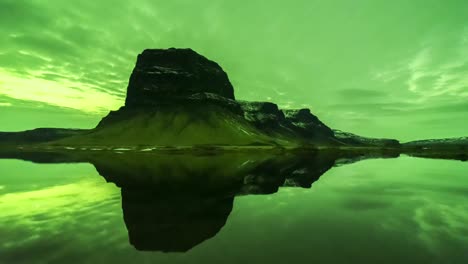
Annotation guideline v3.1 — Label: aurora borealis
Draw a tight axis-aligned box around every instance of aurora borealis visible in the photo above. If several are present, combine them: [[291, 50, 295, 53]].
[[0, 0, 467, 141]]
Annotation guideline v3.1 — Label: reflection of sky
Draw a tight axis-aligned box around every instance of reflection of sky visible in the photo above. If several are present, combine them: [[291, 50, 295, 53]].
[[0, 157, 467, 263], [228, 157, 468, 263]]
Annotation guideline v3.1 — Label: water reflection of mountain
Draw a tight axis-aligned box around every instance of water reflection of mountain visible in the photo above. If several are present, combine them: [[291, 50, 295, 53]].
[[0, 150, 400, 252], [97, 151, 342, 252]]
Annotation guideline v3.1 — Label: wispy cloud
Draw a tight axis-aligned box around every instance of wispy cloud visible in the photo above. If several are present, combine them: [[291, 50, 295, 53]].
[[407, 47, 468, 101], [373, 27, 468, 106], [0, 70, 123, 113]]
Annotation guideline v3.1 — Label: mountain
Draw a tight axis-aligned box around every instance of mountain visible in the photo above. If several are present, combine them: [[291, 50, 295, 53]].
[[0, 128, 86, 145], [0, 48, 405, 148], [333, 130, 400, 148], [402, 137, 468, 161], [48, 48, 343, 147], [404, 137, 468, 150]]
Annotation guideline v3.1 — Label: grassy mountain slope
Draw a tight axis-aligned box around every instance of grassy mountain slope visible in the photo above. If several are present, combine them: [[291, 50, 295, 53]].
[[54, 105, 294, 146]]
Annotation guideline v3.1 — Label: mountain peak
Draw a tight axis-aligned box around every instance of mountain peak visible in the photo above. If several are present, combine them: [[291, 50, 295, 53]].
[[125, 48, 235, 107]]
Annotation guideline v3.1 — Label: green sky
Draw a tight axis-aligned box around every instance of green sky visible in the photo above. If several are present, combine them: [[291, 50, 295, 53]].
[[0, 0, 467, 141]]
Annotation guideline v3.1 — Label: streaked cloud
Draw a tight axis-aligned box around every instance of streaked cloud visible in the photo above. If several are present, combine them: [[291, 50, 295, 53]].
[[373, 27, 468, 105], [0, 70, 123, 114], [407, 45, 468, 101]]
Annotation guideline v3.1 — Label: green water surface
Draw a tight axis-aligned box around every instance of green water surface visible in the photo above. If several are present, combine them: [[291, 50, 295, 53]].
[[0, 156, 467, 264]]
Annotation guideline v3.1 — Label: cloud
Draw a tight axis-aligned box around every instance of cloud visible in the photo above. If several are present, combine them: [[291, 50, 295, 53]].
[[373, 27, 468, 107], [337, 88, 387, 100], [0, 69, 123, 114], [407, 46, 468, 101]]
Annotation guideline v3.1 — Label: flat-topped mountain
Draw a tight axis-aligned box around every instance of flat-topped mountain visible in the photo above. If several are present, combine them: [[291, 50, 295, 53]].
[[0, 48, 409, 148], [48, 48, 350, 147], [125, 48, 235, 107]]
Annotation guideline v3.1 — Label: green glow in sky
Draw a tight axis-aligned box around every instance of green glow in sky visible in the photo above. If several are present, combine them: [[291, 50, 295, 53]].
[[0, 0, 467, 141]]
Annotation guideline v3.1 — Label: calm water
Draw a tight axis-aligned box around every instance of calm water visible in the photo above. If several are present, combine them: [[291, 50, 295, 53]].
[[0, 152, 467, 264]]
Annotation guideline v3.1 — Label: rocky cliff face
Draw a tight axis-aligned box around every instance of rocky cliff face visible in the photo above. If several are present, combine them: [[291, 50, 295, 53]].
[[239, 101, 286, 129], [284, 109, 335, 139], [238, 102, 337, 143], [125, 48, 235, 107]]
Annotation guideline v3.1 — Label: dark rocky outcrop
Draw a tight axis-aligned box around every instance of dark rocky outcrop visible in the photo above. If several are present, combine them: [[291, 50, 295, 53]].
[[284, 109, 335, 140], [125, 48, 235, 107], [185, 92, 242, 114], [239, 101, 286, 129], [101, 48, 242, 128], [238, 103, 337, 144]]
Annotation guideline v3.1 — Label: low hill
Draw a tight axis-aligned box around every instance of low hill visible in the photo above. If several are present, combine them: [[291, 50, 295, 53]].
[[0, 128, 87, 145]]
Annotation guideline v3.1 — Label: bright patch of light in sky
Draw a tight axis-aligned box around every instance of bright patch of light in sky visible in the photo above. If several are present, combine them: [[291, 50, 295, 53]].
[[0, 70, 122, 114]]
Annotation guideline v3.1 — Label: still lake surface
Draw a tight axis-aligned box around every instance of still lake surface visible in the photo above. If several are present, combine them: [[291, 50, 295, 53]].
[[0, 152, 467, 264]]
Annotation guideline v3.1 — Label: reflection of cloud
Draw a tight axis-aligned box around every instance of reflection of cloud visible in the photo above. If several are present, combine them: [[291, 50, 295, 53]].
[[330, 157, 468, 257], [412, 200, 468, 254], [0, 179, 119, 249], [0, 177, 126, 263], [0, 179, 116, 218], [341, 198, 392, 211]]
